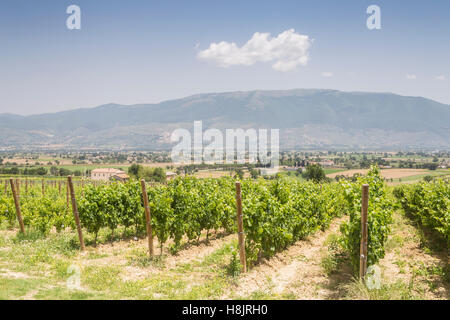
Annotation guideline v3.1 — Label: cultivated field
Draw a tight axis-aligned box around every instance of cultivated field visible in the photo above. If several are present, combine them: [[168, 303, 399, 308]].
[[0, 170, 448, 300], [0, 211, 447, 300], [327, 168, 449, 181]]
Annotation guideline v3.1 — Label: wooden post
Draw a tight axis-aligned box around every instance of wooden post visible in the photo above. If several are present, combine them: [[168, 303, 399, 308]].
[[42, 179, 45, 196], [58, 181, 61, 195], [360, 184, 369, 280], [235, 181, 247, 273], [66, 181, 70, 209], [4, 180, 7, 194], [68, 176, 85, 251], [9, 178, 25, 234], [15, 179, 20, 202], [140, 179, 154, 256], [25, 179, 28, 196]]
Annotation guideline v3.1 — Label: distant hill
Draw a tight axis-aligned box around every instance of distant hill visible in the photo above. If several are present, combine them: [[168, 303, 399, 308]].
[[1, 89, 449, 150]]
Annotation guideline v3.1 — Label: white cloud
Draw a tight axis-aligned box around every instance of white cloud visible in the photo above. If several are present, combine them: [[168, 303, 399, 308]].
[[436, 75, 446, 81], [406, 74, 417, 80], [197, 29, 312, 72], [322, 72, 334, 78]]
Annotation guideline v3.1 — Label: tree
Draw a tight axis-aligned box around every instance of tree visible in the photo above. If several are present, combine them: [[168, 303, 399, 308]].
[[59, 168, 72, 176], [344, 160, 354, 170], [9, 167, 19, 175], [422, 163, 438, 170], [150, 167, 166, 182], [128, 164, 143, 178], [234, 168, 244, 180], [249, 168, 260, 179], [302, 164, 326, 183], [359, 159, 371, 168], [50, 166, 59, 176], [144, 167, 166, 183], [36, 167, 47, 176]]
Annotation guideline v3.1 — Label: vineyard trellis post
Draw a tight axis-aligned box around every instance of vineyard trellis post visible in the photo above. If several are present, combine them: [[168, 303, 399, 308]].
[[140, 179, 154, 257], [42, 179, 45, 196], [9, 178, 25, 234], [66, 181, 70, 209], [360, 184, 369, 280], [235, 181, 247, 273], [68, 176, 85, 251], [15, 179, 20, 202]]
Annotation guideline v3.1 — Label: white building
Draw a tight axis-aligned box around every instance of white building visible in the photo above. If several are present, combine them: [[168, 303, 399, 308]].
[[91, 168, 127, 181], [260, 167, 280, 176], [166, 171, 177, 180]]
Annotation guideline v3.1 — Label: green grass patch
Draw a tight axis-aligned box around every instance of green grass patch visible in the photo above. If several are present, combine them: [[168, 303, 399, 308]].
[[0, 277, 44, 300], [82, 265, 122, 291]]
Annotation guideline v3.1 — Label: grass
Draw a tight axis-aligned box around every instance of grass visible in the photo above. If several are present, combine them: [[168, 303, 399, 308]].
[[355, 210, 450, 300], [0, 277, 47, 300], [0, 207, 447, 300], [390, 170, 449, 183], [320, 233, 348, 276], [342, 278, 419, 300], [0, 224, 242, 300], [324, 168, 346, 175], [127, 248, 167, 269]]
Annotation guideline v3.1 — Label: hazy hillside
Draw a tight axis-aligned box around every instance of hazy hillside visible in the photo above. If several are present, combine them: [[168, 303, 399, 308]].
[[1, 89, 449, 150]]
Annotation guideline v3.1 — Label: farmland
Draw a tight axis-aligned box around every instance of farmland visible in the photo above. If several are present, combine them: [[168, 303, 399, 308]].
[[0, 166, 448, 300], [326, 168, 450, 184], [0, 149, 447, 190]]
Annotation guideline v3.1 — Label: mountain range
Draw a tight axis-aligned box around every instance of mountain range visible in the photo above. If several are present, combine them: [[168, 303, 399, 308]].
[[1, 89, 449, 150]]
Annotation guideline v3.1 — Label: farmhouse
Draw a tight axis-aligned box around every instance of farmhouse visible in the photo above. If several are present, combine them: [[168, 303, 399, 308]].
[[318, 160, 334, 167], [91, 168, 128, 181], [111, 173, 130, 182], [260, 167, 279, 176], [166, 171, 177, 180]]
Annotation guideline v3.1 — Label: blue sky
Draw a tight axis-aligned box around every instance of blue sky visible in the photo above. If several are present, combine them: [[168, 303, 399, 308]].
[[0, 0, 449, 115]]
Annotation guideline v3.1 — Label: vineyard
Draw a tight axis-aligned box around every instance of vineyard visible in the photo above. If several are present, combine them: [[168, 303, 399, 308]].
[[394, 179, 449, 245], [0, 167, 448, 299]]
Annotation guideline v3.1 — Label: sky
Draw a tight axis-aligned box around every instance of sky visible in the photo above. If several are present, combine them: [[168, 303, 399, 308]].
[[0, 0, 449, 115]]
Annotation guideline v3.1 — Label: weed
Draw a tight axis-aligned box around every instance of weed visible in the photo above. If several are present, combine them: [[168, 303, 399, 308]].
[[226, 250, 241, 278]]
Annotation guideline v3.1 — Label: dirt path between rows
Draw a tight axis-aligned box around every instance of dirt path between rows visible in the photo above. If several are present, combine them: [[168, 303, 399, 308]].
[[2, 210, 446, 300], [223, 211, 448, 300], [224, 217, 349, 299]]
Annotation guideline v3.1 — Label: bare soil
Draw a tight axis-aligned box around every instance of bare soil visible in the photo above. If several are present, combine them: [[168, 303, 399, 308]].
[[224, 217, 349, 299]]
